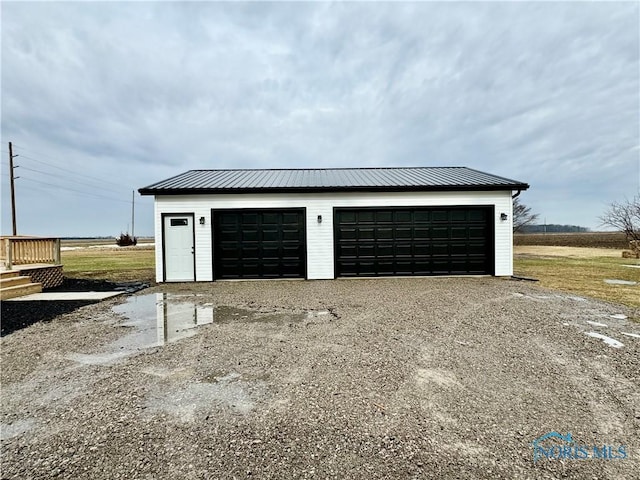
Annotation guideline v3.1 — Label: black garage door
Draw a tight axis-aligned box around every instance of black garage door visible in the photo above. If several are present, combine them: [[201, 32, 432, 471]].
[[213, 209, 306, 279], [334, 207, 493, 277]]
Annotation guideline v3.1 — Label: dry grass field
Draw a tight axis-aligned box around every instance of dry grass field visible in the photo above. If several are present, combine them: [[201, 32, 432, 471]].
[[514, 231, 628, 248], [513, 244, 639, 310], [61, 244, 155, 283]]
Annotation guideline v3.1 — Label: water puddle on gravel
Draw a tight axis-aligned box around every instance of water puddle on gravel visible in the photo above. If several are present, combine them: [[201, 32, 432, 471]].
[[67, 294, 332, 365], [585, 332, 624, 349], [68, 294, 218, 364]]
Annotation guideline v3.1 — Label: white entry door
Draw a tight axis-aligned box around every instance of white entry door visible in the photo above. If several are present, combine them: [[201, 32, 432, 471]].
[[163, 215, 195, 282]]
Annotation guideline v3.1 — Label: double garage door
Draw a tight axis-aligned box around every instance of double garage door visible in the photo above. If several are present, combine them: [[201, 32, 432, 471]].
[[334, 207, 493, 277], [211, 206, 493, 280]]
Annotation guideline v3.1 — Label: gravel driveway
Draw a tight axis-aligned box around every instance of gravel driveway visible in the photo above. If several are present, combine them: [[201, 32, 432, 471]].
[[1, 277, 639, 479]]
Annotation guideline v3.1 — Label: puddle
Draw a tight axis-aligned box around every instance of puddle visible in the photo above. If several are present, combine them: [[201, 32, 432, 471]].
[[620, 332, 640, 339], [603, 279, 638, 286], [585, 332, 624, 349], [67, 294, 333, 365], [585, 321, 608, 328], [67, 294, 216, 365]]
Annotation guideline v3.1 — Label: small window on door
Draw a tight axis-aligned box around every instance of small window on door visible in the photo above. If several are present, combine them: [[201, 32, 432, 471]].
[[170, 218, 189, 226]]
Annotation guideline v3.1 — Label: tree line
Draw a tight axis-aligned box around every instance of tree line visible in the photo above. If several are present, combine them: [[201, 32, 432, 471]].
[[514, 196, 639, 241]]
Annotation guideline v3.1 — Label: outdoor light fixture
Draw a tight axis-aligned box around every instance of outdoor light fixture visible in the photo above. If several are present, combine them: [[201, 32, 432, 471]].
[[501, 213, 508, 221], [317, 215, 322, 223], [199, 216, 206, 225]]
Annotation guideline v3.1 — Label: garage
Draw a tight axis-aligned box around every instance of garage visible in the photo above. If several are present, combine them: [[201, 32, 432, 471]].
[[139, 167, 529, 282], [213, 208, 306, 279], [334, 207, 493, 277]]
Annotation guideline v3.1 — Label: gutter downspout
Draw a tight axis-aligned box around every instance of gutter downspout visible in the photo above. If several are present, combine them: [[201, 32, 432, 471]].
[[512, 189, 522, 199]]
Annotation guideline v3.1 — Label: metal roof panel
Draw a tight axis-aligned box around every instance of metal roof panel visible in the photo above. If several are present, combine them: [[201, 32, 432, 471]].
[[139, 167, 529, 195]]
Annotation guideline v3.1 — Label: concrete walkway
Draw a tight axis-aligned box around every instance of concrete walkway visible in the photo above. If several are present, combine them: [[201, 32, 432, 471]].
[[4, 291, 123, 301]]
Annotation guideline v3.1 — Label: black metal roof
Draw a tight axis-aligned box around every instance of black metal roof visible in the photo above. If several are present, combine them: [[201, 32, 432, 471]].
[[138, 167, 529, 195]]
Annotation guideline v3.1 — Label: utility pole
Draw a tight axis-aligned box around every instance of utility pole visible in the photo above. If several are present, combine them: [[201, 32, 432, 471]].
[[131, 190, 135, 238], [8, 142, 18, 236]]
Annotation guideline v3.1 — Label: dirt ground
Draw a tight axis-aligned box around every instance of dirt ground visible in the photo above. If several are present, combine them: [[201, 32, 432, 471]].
[[1, 278, 639, 479]]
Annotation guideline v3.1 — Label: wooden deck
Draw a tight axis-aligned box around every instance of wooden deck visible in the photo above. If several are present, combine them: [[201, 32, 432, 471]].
[[0, 237, 63, 293]]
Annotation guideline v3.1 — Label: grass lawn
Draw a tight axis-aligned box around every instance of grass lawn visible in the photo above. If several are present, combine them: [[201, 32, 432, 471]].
[[514, 246, 640, 310], [62, 247, 155, 283]]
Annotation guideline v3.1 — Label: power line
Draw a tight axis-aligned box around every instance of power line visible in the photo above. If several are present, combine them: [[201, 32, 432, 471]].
[[17, 165, 129, 195], [12, 145, 130, 189], [17, 153, 128, 190], [18, 177, 132, 204]]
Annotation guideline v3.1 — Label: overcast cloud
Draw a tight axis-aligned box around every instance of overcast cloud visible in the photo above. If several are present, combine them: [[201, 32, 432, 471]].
[[1, 1, 638, 236]]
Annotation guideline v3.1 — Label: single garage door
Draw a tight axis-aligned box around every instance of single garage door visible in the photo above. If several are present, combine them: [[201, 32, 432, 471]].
[[213, 208, 306, 279], [334, 207, 493, 277]]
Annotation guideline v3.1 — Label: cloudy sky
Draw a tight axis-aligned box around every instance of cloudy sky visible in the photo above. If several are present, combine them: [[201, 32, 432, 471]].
[[1, 1, 638, 237]]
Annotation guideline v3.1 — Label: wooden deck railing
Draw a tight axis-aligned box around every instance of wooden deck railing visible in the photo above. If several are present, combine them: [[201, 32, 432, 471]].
[[0, 236, 61, 269]]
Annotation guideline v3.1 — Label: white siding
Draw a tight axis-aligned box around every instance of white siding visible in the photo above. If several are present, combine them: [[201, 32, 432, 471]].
[[154, 190, 515, 282]]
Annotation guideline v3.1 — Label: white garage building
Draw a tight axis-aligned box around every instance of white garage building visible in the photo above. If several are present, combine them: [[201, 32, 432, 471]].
[[138, 167, 529, 282]]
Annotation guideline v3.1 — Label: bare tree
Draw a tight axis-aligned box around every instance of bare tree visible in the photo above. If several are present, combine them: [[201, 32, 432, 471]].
[[599, 196, 640, 242], [513, 197, 539, 233]]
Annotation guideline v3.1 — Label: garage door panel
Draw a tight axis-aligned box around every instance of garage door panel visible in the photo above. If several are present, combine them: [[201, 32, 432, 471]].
[[220, 231, 239, 242], [335, 207, 492, 277], [450, 243, 468, 255], [374, 261, 393, 273], [359, 229, 375, 240], [395, 227, 412, 240], [261, 246, 280, 258], [241, 213, 258, 224], [468, 244, 487, 255], [213, 209, 306, 279], [340, 228, 358, 240], [432, 227, 449, 239], [243, 247, 260, 258], [377, 244, 394, 256], [468, 226, 486, 238], [414, 244, 431, 256], [450, 227, 468, 239], [432, 243, 449, 255], [358, 245, 376, 257], [432, 210, 449, 222], [340, 212, 357, 223], [451, 210, 467, 221], [242, 230, 259, 242], [359, 211, 375, 223], [377, 228, 393, 240], [338, 245, 357, 257], [395, 211, 412, 222], [469, 210, 487, 221], [282, 230, 301, 241], [414, 211, 430, 223], [414, 227, 430, 240]]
